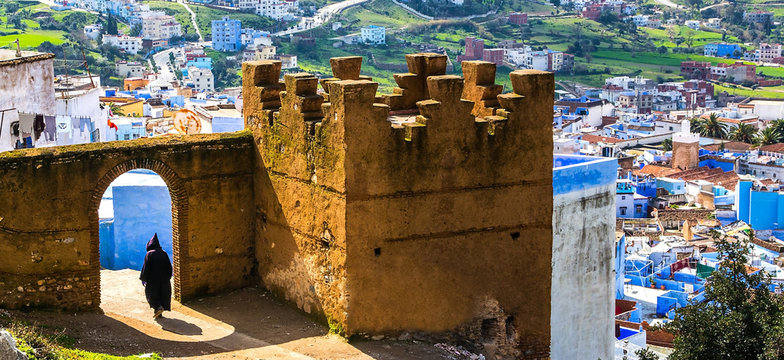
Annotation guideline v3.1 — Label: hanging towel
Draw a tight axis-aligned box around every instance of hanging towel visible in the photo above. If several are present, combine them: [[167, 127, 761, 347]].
[[56, 116, 72, 134], [71, 116, 80, 133], [33, 114, 45, 140], [44, 115, 56, 141], [18, 113, 35, 134]]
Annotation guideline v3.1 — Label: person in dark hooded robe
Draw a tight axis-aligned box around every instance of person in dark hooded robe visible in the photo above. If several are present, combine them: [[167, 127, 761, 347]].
[[140, 233, 172, 319]]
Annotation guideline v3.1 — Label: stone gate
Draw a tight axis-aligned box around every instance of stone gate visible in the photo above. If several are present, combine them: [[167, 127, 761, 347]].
[[0, 132, 256, 309]]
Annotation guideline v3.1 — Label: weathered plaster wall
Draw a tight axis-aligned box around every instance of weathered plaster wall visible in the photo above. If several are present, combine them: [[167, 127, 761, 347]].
[[243, 62, 349, 326], [0, 133, 256, 309], [243, 56, 554, 358], [551, 155, 617, 360], [0, 52, 56, 152]]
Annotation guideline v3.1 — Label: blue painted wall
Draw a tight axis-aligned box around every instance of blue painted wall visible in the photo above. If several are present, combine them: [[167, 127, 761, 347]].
[[99, 170, 173, 270], [737, 181, 752, 224], [212, 116, 244, 133], [750, 191, 781, 230], [699, 158, 735, 172], [616, 233, 626, 299], [553, 155, 618, 195]]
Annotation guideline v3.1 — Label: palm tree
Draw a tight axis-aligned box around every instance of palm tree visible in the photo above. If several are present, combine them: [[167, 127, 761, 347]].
[[756, 127, 781, 146], [729, 123, 756, 143], [771, 119, 784, 142], [662, 138, 672, 151], [690, 117, 705, 133], [699, 113, 728, 139], [108, 102, 124, 116]]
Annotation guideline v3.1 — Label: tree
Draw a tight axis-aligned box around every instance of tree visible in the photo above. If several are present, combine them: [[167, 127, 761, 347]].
[[665, 232, 784, 360], [552, 0, 561, 7], [129, 24, 142, 37], [106, 14, 118, 35], [107, 103, 124, 116], [662, 138, 673, 151], [756, 126, 781, 146], [729, 122, 756, 143], [684, 28, 696, 48], [771, 119, 784, 142], [635, 348, 660, 360], [658, 45, 668, 54], [698, 113, 728, 139], [690, 117, 705, 133]]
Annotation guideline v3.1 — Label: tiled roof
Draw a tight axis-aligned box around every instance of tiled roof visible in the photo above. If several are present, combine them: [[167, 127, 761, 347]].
[[701, 141, 753, 152], [759, 143, 784, 153], [581, 134, 625, 144]]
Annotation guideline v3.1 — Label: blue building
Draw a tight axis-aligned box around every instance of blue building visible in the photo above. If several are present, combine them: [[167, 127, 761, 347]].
[[182, 57, 213, 77], [736, 180, 784, 230], [212, 16, 242, 52], [617, 179, 649, 218], [656, 177, 686, 195], [99, 170, 173, 270], [113, 117, 147, 141], [704, 43, 743, 59]]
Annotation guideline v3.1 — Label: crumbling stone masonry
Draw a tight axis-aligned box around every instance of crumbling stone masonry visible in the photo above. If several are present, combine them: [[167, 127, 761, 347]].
[[244, 54, 553, 359], [0, 53, 554, 359]]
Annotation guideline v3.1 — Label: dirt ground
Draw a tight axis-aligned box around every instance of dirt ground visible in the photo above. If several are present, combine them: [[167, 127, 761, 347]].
[[2, 269, 454, 360]]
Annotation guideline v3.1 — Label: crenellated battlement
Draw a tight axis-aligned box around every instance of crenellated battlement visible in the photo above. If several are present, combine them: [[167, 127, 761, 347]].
[[243, 52, 552, 150], [242, 53, 554, 359]]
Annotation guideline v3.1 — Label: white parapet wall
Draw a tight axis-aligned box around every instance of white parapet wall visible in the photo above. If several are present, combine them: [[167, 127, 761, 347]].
[[551, 155, 618, 360]]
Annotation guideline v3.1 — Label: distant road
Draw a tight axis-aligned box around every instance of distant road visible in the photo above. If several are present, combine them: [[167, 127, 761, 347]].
[[700, 1, 729, 11], [653, 0, 682, 9], [178, 0, 204, 42], [273, 0, 369, 36]]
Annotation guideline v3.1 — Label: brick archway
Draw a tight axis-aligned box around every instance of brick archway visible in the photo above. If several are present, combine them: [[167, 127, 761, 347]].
[[88, 159, 189, 306]]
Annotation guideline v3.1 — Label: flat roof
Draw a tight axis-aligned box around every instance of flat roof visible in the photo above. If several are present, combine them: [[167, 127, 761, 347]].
[[0, 49, 55, 66]]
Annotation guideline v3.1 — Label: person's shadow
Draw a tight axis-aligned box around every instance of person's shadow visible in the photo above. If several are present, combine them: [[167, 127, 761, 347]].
[[155, 317, 203, 336]]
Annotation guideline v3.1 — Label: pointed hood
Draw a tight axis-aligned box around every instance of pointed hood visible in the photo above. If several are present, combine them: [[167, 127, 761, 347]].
[[146, 233, 162, 251]]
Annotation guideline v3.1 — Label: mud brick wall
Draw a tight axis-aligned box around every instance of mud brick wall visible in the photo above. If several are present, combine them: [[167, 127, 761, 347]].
[[0, 133, 256, 310], [243, 56, 554, 359]]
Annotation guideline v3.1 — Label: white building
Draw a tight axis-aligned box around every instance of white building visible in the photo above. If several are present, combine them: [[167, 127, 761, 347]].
[[141, 14, 182, 40], [255, 0, 299, 20], [705, 17, 722, 29], [526, 50, 549, 71], [102, 34, 142, 55], [278, 54, 297, 69], [756, 43, 782, 63], [83, 24, 102, 40], [188, 67, 214, 92], [115, 61, 146, 78], [505, 48, 527, 67], [685, 20, 701, 30], [361, 25, 386, 45]]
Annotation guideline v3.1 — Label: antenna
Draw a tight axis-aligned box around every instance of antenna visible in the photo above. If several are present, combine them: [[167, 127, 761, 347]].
[[13, 38, 21, 57], [81, 48, 95, 89]]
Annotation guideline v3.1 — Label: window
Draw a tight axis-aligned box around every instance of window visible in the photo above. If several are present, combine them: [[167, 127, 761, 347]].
[[124, 134, 130, 140], [636, 204, 642, 214], [620, 207, 627, 216], [621, 195, 626, 200], [669, 126, 674, 131]]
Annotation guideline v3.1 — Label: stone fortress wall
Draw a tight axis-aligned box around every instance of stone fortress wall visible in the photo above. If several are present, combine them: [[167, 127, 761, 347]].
[[243, 54, 554, 359], [0, 53, 554, 359]]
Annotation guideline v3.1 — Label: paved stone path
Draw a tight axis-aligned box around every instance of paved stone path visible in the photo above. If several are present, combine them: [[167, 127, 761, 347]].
[[96, 269, 448, 359]]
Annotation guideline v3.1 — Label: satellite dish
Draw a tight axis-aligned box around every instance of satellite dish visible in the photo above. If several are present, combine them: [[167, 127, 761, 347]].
[[173, 109, 201, 135]]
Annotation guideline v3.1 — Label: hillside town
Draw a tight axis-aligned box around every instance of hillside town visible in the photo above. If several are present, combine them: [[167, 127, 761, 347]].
[[4, 0, 784, 358]]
